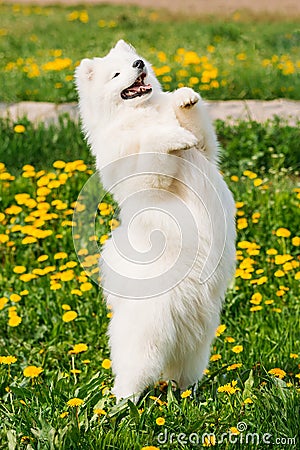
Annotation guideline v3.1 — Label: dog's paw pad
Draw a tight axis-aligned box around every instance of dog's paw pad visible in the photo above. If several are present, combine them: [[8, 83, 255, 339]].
[[180, 95, 199, 109], [174, 87, 200, 110]]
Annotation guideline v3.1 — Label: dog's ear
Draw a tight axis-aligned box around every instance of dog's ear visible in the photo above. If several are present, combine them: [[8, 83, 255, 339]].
[[75, 58, 95, 81], [114, 39, 136, 53]]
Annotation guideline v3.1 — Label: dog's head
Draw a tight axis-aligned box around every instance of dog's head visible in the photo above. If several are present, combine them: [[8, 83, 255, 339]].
[[75, 40, 161, 134]]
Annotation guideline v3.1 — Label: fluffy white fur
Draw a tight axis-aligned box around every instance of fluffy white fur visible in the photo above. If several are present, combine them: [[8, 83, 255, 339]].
[[75, 40, 236, 402]]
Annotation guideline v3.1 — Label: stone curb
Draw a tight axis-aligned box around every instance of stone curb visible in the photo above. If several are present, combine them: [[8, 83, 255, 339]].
[[0, 100, 299, 126]]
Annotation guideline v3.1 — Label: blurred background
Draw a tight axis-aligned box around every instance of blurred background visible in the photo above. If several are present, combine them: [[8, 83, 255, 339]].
[[1, 0, 299, 103]]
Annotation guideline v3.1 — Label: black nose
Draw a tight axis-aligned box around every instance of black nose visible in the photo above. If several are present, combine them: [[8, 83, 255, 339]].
[[132, 59, 145, 69]]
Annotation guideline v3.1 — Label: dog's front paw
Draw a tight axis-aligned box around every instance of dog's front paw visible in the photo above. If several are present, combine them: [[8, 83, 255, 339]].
[[170, 128, 198, 152], [173, 87, 200, 110]]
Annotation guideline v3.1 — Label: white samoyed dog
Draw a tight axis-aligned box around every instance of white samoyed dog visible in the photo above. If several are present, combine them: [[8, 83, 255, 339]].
[[75, 40, 236, 402]]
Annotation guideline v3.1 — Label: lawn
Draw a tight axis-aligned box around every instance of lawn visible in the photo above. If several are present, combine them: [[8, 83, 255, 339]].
[[0, 118, 299, 449], [0, 1, 300, 449], [0, 2, 299, 102]]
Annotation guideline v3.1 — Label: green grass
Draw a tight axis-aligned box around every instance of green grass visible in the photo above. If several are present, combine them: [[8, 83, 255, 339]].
[[0, 3, 299, 102], [0, 118, 299, 449], [1, 116, 299, 174]]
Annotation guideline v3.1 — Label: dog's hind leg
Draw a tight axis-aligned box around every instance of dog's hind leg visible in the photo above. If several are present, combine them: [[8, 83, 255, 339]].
[[108, 301, 168, 403], [177, 330, 216, 392]]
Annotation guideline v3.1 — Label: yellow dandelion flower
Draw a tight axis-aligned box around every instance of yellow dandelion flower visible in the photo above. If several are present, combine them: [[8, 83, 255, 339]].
[[215, 324, 226, 336], [256, 276, 268, 285], [79, 11, 89, 23], [8, 306, 17, 316], [264, 299, 274, 305], [13, 266, 26, 274], [54, 252, 68, 260], [276, 228, 291, 238], [14, 124, 26, 133], [253, 178, 263, 187], [237, 217, 248, 229], [0, 356, 17, 365], [230, 427, 240, 435], [227, 363, 242, 371], [225, 337, 235, 343], [232, 345, 243, 354], [69, 343, 88, 354], [0, 297, 8, 310], [80, 282, 93, 292], [62, 311, 78, 322], [283, 262, 294, 272], [268, 368, 286, 379], [99, 234, 108, 245], [250, 305, 263, 312], [5, 205, 22, 215], [8, 315, 22, 327], [210, 354, 222, 362], [53, 160, 66, 169], [22, 164, 34, 171], [250, 292, 262, 304], [109, 219, 120, 230], [243, 170, 256, 179], [237, 53, 247, 60], [71, 289, 82, 296], [10, 294, 21, 302], [60, 270, 75, 282], [94, 408, 106, 415], [181, 389, 192, 398], [102, 359, 111, 369], [66, 261, 78, 268], [244, 397, 253, 404], [78, 248, 88, 256], [290, 353, 298, 359], [218, 380, 240, 394], [141, 447, 160, 450], [0, 234, 9, 243], [292, 236, 300, 246], [78, 275, 88, 283], [60, 411, 69, 418], [42, 58, 72, 72], [275, 254, 292, 265], [156, 417, 165, 426], [203, 434, 216, 446], [19, 273, 38, 282], [50, 283, 62, 291], [267, 248, 278, 255], [62, 304, 71, 310], [22, 236, 37, 245], [23, 365, 43, 378], [67, 397, 84, 407]]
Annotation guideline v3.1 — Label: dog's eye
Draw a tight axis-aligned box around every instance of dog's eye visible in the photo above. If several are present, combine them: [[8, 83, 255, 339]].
[[112, 72, 120, 79]]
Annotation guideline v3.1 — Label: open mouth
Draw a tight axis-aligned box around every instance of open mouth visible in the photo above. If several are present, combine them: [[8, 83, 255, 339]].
[[121, 72, 152, 100]]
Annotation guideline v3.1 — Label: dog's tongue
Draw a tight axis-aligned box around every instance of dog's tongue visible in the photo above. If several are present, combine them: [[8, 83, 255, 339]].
[[130, 83, 151, 93]]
